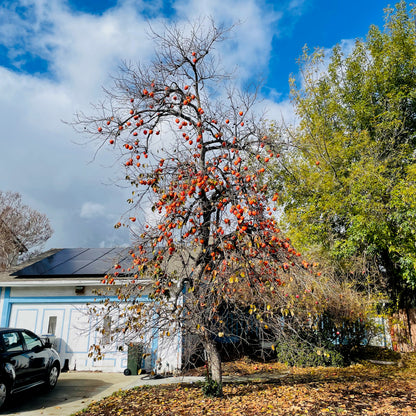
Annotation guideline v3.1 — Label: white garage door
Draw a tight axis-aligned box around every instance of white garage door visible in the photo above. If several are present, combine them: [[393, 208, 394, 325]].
[[9, 303, 128, 372]]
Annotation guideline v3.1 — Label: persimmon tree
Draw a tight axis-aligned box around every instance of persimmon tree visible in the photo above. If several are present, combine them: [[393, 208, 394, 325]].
[[0, 190, 53, 270], [76, 20, 373, 394], [269, 1, 416, 309]]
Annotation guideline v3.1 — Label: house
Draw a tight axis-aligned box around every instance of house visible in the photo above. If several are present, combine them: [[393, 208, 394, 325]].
[[0, 248, 182, 373]]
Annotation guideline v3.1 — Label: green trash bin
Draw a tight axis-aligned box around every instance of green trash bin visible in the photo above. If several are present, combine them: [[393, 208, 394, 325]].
[[124, 343, 143, 376]]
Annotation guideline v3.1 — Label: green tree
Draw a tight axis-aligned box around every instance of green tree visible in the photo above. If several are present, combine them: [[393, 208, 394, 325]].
[[272, 1, 416, 307]]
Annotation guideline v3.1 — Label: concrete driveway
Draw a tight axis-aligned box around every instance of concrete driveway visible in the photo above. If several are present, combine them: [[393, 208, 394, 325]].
[[1, 371, 141, 416]]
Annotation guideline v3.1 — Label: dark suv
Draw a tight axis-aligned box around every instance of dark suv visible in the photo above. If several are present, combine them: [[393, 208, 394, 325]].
[[0, 328, 61, 409]]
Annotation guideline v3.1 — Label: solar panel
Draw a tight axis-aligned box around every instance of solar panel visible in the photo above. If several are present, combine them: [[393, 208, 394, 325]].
[[13, 248, 134, 277], [14, 248, 87, 276], [76, 248, 132, 275]]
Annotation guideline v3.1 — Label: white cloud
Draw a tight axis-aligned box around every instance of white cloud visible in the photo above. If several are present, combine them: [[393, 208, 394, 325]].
[[0, 0, 312, 249], [171, 0, 282, 85], [259, 98, 298, 127], [288, 0, 307, 15], [80, 202, 106, 219]]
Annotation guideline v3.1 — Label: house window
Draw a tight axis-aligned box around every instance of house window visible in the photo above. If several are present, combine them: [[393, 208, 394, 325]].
[[47, 316, 57, 335]]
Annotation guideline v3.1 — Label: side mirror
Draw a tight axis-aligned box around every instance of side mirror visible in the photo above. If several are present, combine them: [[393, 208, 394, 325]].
[[41, 334, 56, 349], [42, 337, 52, 348]]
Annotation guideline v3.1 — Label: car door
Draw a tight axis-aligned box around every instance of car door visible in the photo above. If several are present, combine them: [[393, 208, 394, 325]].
[[0, 330, 31, 387], [21, 330, 49, 383]]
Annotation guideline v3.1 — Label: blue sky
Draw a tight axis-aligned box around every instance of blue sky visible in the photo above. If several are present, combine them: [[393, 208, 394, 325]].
[[0, 0, 396, 250]]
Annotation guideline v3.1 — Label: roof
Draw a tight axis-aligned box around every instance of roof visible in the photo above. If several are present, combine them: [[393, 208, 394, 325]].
[[0, 248, 134, 286], [12, 248, 133, 277]]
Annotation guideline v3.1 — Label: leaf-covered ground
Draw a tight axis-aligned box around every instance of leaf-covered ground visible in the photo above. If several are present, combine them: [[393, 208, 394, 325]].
[[73, 354, 416, 416]]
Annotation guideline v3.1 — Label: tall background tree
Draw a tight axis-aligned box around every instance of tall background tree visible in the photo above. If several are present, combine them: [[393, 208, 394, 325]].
[[0, 191, 53, 270], [271, 1, 416, 309], [77, 19, 374, 393]]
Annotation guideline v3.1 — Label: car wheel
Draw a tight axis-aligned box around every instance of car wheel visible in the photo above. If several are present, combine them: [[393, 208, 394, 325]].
[[45, 364, 59, 391], [0, 381, 9, 409]]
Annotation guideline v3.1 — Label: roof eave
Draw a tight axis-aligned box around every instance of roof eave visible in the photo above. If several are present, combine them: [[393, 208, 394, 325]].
[[0, 279, 153, 287]]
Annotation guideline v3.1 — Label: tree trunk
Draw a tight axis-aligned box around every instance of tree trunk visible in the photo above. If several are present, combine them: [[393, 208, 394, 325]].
[[204, 337, 222, 387]]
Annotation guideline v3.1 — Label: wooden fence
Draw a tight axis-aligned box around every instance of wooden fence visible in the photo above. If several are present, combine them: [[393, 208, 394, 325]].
[[390, 309, 416, 352]]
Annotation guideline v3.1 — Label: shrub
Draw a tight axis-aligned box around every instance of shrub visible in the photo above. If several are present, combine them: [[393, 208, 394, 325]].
[[274, 335, 344, 367], [202, 377, 223, 397], [273, 308, 380, 367]]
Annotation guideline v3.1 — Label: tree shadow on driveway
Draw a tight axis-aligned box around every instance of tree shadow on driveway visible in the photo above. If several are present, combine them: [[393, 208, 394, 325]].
[[0, 372, 124, 416]]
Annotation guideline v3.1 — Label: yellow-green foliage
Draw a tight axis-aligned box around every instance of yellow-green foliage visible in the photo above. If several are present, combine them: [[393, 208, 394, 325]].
[[271, 1, 416, 302]]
